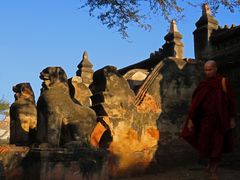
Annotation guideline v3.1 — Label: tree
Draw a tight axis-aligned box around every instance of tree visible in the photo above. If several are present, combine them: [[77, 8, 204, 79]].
[[0, 98, 9, 116], [80, 0, 240, 38]]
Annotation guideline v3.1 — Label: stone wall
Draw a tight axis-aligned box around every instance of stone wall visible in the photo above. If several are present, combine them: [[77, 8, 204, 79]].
[[90, 66, 161, 177], [89, 58, 203, 176]]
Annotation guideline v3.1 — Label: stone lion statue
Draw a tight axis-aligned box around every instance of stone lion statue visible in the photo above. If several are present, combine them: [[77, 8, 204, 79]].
[[10, 83, 37, 146], [36, 67, 96, 147]]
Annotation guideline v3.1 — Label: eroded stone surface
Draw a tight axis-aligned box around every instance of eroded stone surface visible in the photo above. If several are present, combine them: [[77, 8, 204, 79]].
[[0, 145, 108, 180], [89, 58, 203, 177], [10, 83, 37, 146], [90, 66, 161, 177], [68, 76, 93, 106], [0, 116, 10, 144], [36, 67, 96, 147]]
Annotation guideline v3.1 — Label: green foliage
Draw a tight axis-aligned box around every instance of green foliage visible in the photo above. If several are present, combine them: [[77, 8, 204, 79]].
[[80, 0, 240, 38], [0, 98, 10, 116]]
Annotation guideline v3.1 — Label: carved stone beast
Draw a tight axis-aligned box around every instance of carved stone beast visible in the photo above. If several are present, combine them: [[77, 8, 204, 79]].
[[10, 83, 37, 146], [36, 67, 96, 147]]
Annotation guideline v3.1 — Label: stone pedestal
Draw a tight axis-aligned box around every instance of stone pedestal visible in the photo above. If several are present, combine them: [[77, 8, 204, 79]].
[[0, 145, 108, 180]]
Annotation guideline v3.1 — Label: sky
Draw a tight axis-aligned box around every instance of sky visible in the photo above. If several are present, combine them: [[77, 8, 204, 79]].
[[0, 0, 240, 104]]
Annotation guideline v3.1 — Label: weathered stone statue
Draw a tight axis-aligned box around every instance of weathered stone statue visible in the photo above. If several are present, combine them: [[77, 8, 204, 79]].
[[90, 66, 161, 176], [36, 67, 96, 147], [68, 76, 93, 107], [10, 83, 37, 146]]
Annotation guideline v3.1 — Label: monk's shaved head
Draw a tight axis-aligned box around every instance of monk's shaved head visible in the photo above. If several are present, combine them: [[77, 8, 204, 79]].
[[204, 60, 217, 78], [205, 60, 217, 69]]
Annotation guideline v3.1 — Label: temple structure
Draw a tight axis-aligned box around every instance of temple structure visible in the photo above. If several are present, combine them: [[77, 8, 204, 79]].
[[1, 4, 240, 179]]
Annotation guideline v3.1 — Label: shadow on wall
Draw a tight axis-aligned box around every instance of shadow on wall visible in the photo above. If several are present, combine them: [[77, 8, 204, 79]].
[[146, 58, 204, 173], [144, 58, 204, 175]]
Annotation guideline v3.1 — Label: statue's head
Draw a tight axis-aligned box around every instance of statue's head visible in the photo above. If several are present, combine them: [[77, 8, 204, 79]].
[[12, 83, 35, 102], [40, 67, 68, 91]]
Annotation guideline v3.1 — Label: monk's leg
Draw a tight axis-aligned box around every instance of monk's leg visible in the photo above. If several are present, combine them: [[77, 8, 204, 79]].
[[209, 157, 219, 180]]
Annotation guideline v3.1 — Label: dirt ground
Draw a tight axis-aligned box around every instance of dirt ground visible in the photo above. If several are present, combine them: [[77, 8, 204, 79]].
[[115, 141, 240, 180]]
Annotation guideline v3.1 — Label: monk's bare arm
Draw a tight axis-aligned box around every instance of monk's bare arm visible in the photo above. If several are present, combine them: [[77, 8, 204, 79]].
[[226, 79, 237, 128], [187, 119, 194, 131]]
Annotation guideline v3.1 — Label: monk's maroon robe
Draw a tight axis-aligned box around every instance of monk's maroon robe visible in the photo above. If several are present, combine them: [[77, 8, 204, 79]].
[[181, 75, 236, 159]]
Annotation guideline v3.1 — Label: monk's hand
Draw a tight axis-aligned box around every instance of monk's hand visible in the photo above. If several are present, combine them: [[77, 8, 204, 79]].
[[187, 119, 194, 131], [230, 118, 236, 129]]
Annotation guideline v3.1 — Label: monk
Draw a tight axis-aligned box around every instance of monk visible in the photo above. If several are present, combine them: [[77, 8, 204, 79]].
[[181, 60, 236, 180]]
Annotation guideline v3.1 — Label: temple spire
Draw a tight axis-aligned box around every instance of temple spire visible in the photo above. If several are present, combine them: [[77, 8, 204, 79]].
[[76, 51, 94, 87], [162, 20, 184, 59], [193, 3, 218, 59], [77, 51, 93, 68], [202, 3, 211, 16], [169, 20, 179, 33]]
